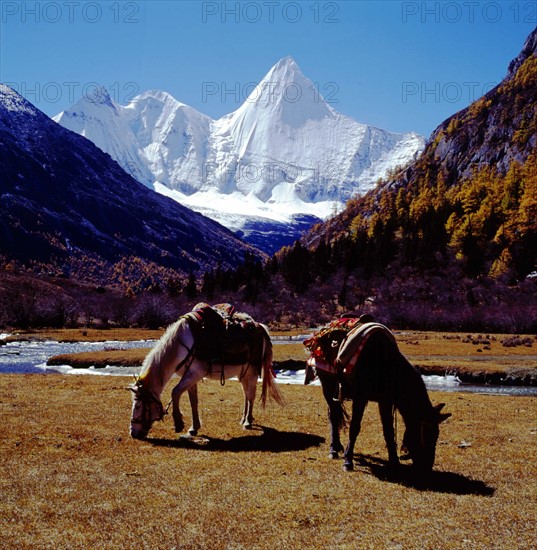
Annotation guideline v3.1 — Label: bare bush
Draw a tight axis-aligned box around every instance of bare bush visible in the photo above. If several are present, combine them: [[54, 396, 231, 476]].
[[130, 294, 179, 329]]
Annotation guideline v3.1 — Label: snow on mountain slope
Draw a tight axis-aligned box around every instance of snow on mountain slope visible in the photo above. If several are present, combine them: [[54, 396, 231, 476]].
[[0, 84, 261, 277], [54, 58, 425, 253], [54, 88, 212, 189]]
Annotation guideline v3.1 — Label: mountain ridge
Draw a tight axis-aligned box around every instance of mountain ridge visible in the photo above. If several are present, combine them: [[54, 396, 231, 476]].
[[299, 27, 537, 281], [54, 57, 425, 253], [0, 84, 263, 290]]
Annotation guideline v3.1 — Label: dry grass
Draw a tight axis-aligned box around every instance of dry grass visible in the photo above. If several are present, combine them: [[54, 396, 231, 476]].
[[4, 327, 163, 343], [1, 375, 536, 548], [47, 348, 152, 369]]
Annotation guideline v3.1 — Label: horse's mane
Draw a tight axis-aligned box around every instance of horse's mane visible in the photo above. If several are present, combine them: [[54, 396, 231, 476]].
[[139, 317, 186, 382]]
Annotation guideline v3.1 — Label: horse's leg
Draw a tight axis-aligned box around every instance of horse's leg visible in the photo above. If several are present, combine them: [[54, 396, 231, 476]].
[[319, 372, 344, 458], [171, 368, 203, 434], [187, 384, 201, 436], [327, 401, 345, 458], [378, 401, 400, 472], [240, 369, 257, 430], [343, 397, 367, 472]]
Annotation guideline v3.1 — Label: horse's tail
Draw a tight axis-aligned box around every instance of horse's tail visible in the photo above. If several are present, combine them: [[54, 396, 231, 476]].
[[260, 325, 285, 408], [339, 401, 350, 429]]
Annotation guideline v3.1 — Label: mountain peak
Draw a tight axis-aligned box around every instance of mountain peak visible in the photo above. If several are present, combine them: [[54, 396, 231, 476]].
[[262, 56, 308, 87], [133, 89, 178, 106], [53, 59, 425, 253], [0, 84, 39, 116], [89, 85, 114, 106], [270, 55, 300, 74], [508, 26, 537, 78], [234, 56, 336, 128]]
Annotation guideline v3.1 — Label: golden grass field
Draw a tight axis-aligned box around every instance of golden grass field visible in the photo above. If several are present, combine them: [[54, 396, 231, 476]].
[[1, 374, 536, 549]]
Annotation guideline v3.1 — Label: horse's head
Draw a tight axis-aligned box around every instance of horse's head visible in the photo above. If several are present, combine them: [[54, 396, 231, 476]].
[[402, 403, 451, 473], [129, 380, 165, 439]]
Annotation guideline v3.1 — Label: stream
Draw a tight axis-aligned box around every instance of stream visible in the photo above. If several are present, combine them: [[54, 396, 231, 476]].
[[0, 336, 536, 397]]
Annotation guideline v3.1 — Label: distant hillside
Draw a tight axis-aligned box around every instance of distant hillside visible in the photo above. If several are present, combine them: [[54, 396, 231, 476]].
[[302, 27, 537, 282], [0, 85, 263, 292]]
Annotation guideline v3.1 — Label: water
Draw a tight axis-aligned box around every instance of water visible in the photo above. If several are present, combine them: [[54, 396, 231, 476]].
[[0, 335, 535, 396], [0, 337, 155, 376]]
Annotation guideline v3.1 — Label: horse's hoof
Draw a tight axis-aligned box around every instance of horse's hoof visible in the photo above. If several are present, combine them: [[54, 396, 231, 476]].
[[243, 423, 253, 430], [343, 461, 354, 472], [328, 451, 339, 459], [188, 428, 198, 436]]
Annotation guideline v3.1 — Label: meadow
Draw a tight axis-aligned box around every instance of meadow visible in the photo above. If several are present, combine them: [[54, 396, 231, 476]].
[[1, 375, 535, 548]]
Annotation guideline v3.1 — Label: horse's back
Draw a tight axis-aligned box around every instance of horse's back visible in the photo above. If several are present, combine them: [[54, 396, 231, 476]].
[[350, 331, 412, 401]]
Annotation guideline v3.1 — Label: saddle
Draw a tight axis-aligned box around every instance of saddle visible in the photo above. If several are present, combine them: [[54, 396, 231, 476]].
[[336, 321, 396, 375], [303, 313, 381, 383], [185, 303, 264, 369]]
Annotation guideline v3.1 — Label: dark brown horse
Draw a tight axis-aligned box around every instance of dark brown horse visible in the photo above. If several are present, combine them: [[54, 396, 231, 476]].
[[340, 328, 450, 473], [306, 320, 450, 474]]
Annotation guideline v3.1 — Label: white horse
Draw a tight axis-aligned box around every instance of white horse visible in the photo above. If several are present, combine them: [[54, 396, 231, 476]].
[[129, 314, 284, 439]]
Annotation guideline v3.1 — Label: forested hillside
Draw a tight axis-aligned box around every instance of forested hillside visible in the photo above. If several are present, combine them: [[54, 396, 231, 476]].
[[195, 29, 537, 332], [303, 29, 536, 281]]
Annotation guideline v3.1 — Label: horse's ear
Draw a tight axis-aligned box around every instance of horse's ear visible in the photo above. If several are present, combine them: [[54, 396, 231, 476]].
[[438, 412, 451, 423], [434, 403, 446, 412]]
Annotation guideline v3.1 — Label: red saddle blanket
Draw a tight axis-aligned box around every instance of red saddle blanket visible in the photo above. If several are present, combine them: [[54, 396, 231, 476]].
[[304, 315, 367, 378], [304, 316, 396, 379]]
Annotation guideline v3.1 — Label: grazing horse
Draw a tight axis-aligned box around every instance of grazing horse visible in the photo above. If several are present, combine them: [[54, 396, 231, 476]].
[[305, 319, 450, 474], [129, 305, 284, 439], [339, 327, 450, 473]]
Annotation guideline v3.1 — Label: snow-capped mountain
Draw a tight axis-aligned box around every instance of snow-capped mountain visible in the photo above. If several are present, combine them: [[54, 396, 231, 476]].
[[54, 57, 425, 253], [0, 84, 260, 278]]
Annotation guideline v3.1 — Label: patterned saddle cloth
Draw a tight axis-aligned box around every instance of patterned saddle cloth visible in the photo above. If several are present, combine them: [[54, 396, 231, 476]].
[[303, 314, 395, 382]]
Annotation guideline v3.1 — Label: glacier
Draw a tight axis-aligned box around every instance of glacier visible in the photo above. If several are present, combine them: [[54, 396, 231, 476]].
[[54, 57, 425, 253]]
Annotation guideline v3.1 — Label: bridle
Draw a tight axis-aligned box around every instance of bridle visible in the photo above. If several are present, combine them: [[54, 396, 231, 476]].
[[132, 327, 198, 425], [131, 381, 166, 430]]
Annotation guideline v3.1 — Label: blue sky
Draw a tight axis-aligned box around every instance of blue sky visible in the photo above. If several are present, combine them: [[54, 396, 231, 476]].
[[1, 1, 535, 136]]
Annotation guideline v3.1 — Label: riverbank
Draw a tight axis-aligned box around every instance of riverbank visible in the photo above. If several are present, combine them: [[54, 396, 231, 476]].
[[1, 327, 162, 344], [39, 329, 537, 387], [1, 375, 535, 548]]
